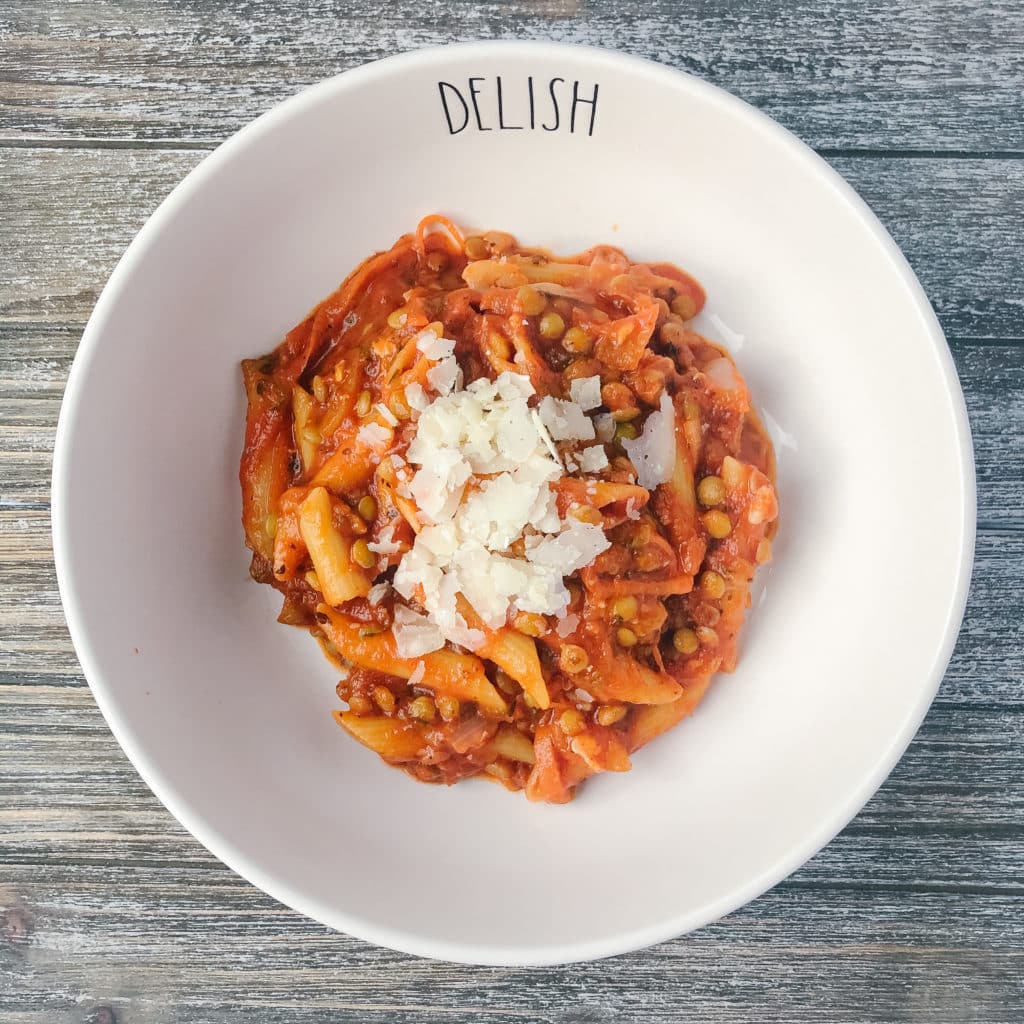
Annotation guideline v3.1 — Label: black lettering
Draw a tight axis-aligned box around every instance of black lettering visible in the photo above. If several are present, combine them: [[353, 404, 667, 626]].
[[528, 76, 535, 129], [438, 82, 469, 134], [496, 76, 523, 130], [571, 81, 599, 136], [468, 77, 491, 131], [543, 77, 564, 132]]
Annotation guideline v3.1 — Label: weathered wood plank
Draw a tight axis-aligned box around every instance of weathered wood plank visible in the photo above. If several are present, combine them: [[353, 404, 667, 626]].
[[1, 0, 1022, 153], [2, 868, 1022, 1022], [2, 1, 1022, 1018], [0, 148, 1022, 336]]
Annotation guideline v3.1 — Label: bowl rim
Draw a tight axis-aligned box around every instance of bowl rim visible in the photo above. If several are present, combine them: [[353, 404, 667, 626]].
[[51, 39, 977, 966]]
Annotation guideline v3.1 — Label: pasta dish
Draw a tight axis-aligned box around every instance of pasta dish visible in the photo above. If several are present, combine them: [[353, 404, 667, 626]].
[[240, 217, 778, 802]]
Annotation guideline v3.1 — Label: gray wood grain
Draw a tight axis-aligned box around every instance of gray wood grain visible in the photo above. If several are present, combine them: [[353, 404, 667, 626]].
[[1, 0, 1023, 152], [2, 1, 1023, 1021], [2, 876, 1023, 1023]]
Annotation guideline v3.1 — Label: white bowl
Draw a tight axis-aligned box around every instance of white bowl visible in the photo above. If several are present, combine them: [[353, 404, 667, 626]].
[[52, 42, 974, 965]]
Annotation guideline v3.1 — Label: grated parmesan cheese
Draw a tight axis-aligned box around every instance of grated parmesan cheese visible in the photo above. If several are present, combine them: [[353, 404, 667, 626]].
[[375, 402, 399, 427], [569, 375, 603, 411], [426, 356, 462, 395], [578, 445, 610, 473], [392, 371, 610, 653], [405, 381, 428, 412], [593, 413, 616, 443], [392, 604, 446, 659], [366, 524, 402, 555], [621, 393, 677, 491], [357, 422, 391, 451], [538, 395, 596, 442], [555, 613, 580, 638], [416, 329, 456, 361]]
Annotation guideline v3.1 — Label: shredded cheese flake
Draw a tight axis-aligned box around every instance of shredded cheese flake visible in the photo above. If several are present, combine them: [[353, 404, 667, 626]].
[[621, 393, 677, 491], [569, 375, 603, 411], [392, 371, 611, 653], [578, 445, 610, 473]]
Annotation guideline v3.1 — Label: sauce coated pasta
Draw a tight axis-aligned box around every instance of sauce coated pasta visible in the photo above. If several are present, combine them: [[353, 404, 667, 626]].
[[240, 217, 778, 802]]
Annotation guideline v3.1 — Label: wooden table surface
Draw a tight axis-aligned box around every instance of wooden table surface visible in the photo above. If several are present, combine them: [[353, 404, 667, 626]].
[[2, 2, 1022, 1021]]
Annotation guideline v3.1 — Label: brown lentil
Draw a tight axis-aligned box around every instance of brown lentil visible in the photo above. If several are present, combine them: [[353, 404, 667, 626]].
[[601, 381, 636, 412], [616, 627, 638, 648], [697, 475, 726, 507], [517, 284, 547, 316], [437, 695, 461, 722], [563, 357, 601, 382], [700, 570, 726, 599], [559, 644, 589, 674], [408, 695, 436, 722], [372, 685, 396, 714], [559, 708, 586, 735], [562, 326, 593, 354], [483, 230, 515, 253], [672, 628, 699, 655], [348, 693, 373, 716], [514, 612, 547, 637], [696, 626, 719, 647], [538, 311, 566, 340], [357, 495, 378, 521], [611, 406, 642, 422], [596, 704, 628, 727], [494, 669, 518, 694], [692, 603, 721, 627], [703, 510, 733, 539], [351, 539, 376, 569]]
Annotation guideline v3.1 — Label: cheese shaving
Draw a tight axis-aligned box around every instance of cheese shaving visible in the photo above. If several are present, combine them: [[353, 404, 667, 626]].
[[538, 395, 596, 441], [405, 382, 428, 412], [621, 393, 677, 491], [569, 375, 603, 411], [366, 524, 401, 555], [393, 371, 610, 652], [375, 402, 398, 427], [416, 329, 456, 360], [594, 413, 616, 443], [356, 422, 391, 451], [392, 604, 446, 658], [578, 445, 609, 473]]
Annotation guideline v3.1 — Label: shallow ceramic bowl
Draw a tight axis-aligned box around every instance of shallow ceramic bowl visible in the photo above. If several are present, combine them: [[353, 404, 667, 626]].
[[53, 41, 974, 965]]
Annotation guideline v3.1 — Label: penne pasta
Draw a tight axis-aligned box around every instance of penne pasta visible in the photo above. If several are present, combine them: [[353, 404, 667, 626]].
[[333, 711, 429, 761], [298, 487, 371, 604], [240, 217, 778, 802]]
